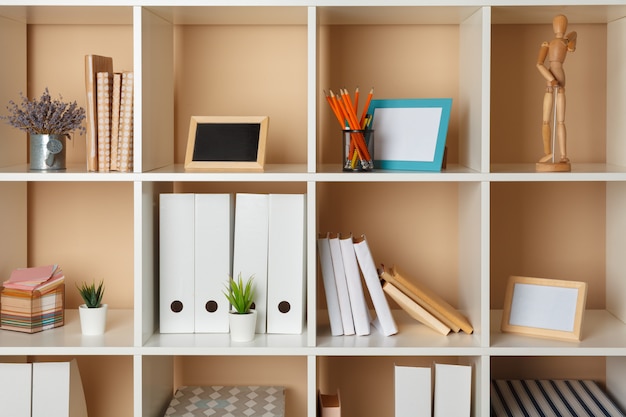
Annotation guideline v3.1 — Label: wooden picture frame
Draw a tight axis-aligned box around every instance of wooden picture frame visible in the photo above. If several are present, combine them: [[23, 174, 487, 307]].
[[184, 116, 269, 171], [501, 276, 587, 341], [366, 98, 452, 171]]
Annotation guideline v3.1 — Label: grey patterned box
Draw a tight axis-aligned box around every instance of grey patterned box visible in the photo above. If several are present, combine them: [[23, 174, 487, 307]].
[[164, 385, 285, 417]]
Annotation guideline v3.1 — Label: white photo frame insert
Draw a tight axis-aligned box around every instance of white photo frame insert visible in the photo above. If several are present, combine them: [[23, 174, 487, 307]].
[[501, 276, 587, 341], [366, 98, 452, 171]]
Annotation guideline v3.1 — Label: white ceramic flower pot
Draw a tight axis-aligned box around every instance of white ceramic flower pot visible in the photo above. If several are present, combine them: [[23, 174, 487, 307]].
[[78, 303, 108, 335], [228, 310, 257, 342]]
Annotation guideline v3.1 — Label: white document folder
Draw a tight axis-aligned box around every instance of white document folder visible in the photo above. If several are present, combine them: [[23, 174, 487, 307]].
[[328, 233, 355, 335], [339, 234, 371, 336], [317, 233, 344, 336], [433, 363, 472, 417], [160, 193, 195, 333], [194, 194, 234, 333], [267, 194, 306, 334], [0, 362, 32, 417], [233, 193, 270, 333], [395, 365, 432, 417], [353, 235, 397, 336], [32, 360, 88, 417]]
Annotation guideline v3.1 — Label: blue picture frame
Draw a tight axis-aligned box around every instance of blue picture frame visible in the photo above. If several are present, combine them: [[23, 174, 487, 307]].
[[366, 98, 452, 171]]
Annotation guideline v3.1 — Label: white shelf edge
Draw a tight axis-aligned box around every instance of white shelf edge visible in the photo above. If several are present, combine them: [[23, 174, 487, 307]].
[[0, 309, 135, 355]]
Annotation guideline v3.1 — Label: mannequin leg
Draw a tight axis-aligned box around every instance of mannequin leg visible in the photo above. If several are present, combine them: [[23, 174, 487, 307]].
[[539, 89, 553, 163], [556, 88, 568, 162]]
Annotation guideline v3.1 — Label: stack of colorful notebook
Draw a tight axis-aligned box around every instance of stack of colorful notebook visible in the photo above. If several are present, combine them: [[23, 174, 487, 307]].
[[1, 264, 65, 333]]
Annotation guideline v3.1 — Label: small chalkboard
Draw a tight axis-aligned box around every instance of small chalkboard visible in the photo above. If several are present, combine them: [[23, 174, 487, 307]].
[[184, 116, 269, 171]]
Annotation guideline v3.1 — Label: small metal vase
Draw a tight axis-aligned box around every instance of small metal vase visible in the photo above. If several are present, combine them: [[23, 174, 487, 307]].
[[30, 134, 67, 170]]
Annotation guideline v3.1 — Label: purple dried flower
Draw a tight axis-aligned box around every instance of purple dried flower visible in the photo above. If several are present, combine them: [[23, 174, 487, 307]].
[[0, 87, 86, 137]]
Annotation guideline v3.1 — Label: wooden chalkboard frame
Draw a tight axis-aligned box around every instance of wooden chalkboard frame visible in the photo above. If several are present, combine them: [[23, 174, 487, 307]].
[[184, 116, 269, 171]]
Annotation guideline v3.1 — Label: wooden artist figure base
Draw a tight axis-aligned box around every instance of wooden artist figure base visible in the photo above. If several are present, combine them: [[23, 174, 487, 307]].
[[536, 161, 571, 172]]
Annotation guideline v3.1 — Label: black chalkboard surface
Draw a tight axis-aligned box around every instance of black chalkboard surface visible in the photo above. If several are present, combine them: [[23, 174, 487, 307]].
[[184, 116, 269, 171]]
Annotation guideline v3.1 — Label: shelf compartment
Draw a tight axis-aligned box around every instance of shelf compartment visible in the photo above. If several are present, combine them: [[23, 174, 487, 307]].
[[490, 6, 626, 172], [142, 355, 307, 417], [490, 355, 626, 414], [141, 182, 310, 348], [141, 6, 309, 173], [318, 355, 483, 417], [317, 6, 488, 173], [0, 181, 134, 341], [0, 6, 133, 171], [318, 19, 462, 169], [316, 181, 484, 347]]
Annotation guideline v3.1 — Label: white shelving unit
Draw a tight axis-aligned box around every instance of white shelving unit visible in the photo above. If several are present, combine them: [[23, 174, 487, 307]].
[[0, 2, 625, 417]]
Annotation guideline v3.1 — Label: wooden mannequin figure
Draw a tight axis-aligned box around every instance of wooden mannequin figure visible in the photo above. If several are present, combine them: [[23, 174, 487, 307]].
[[536, 14, 577, 172]]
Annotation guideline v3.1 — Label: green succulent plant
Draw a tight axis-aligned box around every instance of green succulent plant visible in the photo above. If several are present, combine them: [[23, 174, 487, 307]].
[[76, 279, 105, 308], [223, 273, 255, 314]]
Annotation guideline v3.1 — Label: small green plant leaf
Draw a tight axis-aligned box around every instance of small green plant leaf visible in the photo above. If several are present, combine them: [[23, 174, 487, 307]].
[[76, 279, 105, 308], [223, 273, 255, 314]]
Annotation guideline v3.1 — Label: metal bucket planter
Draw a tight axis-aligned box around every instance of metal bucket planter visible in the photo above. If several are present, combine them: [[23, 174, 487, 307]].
[[30, 134, 67, 170]]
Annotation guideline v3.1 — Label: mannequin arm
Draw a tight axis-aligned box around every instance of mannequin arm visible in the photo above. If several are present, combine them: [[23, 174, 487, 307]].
[[537, 41, 549, 65], [565, 31, 577, 52], [536, 42, 557, 85]]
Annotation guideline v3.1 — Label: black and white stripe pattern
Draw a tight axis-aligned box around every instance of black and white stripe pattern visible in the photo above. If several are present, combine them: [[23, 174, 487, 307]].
[[491, 380, 625, 417]]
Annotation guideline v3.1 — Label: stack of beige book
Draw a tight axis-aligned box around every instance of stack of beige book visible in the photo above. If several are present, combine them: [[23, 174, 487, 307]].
[[379, 265, 473, 336], [85, 54, 134, 172]]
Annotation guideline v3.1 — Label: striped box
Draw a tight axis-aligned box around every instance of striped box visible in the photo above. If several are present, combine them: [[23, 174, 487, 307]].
[[491, 379, 625, 417], [0, 284, 65, 333]]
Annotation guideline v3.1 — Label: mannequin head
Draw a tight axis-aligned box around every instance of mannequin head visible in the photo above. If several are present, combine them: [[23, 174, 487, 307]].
[[553, 14, 568, 36]]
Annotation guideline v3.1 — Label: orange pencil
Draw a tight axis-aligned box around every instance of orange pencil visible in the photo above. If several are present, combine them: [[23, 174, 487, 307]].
[[336, 94, 356, 157], [341, 92, 372, 162], [340, 89, 360, 130], [354, 86, 360, 117], [334, 92, 350, 126], [336, 94, 371, 165], [325, 90, 345, 127], [359, 87, 374, 127]]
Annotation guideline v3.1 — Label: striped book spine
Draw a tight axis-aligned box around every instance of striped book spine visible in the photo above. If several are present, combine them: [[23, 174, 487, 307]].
[[491, 379, 625, 417], [96, 71, 113, 172], [118, 71, 134, 172], [110, 72, 122, 171]]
